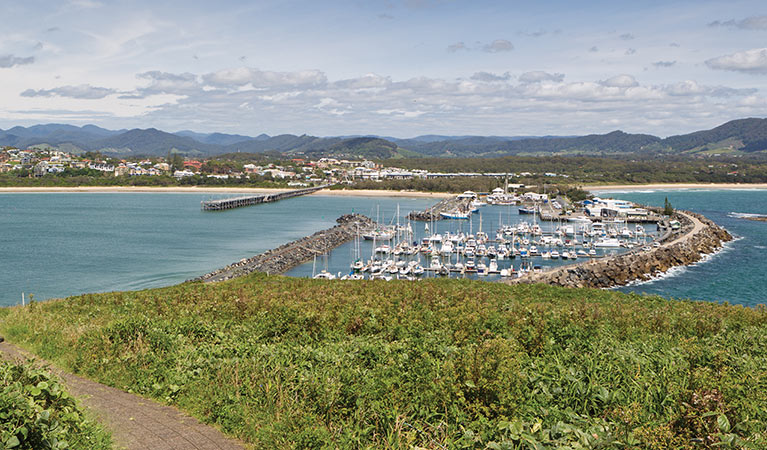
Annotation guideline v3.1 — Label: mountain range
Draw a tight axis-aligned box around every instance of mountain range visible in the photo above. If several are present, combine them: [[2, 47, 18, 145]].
[[1, 118, 766, 159]]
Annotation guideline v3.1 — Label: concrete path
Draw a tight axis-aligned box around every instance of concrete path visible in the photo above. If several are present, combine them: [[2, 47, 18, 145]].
[[0, 341, 246, 450]]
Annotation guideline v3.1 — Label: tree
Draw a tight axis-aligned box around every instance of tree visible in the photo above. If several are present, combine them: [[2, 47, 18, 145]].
[[663, 197, 674, 216], [167, 151, 184, 172]]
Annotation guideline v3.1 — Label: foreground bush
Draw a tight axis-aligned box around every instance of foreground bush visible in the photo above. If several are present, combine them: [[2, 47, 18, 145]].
[[1, 275, 765, 449], [0, 361, 111, 449]]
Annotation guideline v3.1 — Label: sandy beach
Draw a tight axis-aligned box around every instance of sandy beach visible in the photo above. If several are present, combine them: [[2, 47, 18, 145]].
[[585, 183, 767, 191], [0, 186, 452, 198]]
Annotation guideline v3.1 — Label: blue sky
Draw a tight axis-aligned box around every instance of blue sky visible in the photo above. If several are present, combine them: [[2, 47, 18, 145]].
[[1, 0, 766, 137]]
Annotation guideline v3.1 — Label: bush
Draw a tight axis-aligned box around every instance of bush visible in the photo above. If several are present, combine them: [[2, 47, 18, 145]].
[[0, 361, 111, 449]]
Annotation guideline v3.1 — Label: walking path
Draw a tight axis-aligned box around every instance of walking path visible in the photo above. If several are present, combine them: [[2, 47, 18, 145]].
[[0, 341, 246, 450]]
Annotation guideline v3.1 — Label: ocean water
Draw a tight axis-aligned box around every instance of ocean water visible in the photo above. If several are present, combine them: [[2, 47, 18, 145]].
[[0, 193, 432, 307], [1, 190, 764, 308], [600, 189, 767, 307]]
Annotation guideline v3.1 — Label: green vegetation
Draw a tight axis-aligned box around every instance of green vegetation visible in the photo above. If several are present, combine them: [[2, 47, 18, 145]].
[[381, 155, 767, 185], [0, 172, 292, 189], [664, 197, 674, 216], [0, 361, 111, 449], [1, 275, 766, 449]]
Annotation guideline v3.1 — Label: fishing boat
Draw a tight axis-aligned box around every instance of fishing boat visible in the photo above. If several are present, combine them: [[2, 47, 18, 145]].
[[440, 210, 471, 220], [518, 206, 536, 214]]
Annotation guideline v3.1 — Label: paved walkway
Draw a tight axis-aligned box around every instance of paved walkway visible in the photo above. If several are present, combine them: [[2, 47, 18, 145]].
[[0, 342, 246, 450]]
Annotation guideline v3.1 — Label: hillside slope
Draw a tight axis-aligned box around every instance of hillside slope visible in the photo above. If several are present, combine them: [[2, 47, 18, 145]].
[[1, 275, 765, 449]]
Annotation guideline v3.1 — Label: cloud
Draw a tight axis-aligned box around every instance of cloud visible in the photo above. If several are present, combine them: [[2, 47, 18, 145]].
[[41, 65, 761, 138], [20, 84, 116, 99], [708, 15, 767, 30], [0, 54, 35, 68], [625, 48, 636, 55], [664, 80, 757, 97], [518, 71, 565, 83], [670, 42, 680, 47], [470, 71, 511, 82], [619, 33, 635, 40], [202, 67, 327, 89], [378, 13, 394, 19], [705, 48, 767, 74], [482, 39, 514, 53], [334, 73, 391, 89], [447, 42, 467, 53], [589, 46, 599, 52], [653, 60, 676, 68], [135, 71, 200, 96], [600, 74, 638, 88]]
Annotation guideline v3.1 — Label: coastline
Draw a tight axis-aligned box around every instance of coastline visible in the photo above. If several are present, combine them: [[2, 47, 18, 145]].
[[0, 186, 452, 199], [586, 183, 767, 191]]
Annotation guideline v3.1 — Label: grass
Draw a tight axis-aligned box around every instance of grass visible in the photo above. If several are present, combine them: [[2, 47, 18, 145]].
[[0, 274, 765, 449], [0, 360, 112, 449]]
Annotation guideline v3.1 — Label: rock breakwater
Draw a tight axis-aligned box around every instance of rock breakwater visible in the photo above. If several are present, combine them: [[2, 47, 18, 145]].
[[193, 214, 376, 283], [408, 196, 472, 221], [506, 210, 732, 289]]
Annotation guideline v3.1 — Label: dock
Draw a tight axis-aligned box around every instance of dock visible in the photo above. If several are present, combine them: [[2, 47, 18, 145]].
[[201, 185, 329, 211], [407, 196, 473, 221]]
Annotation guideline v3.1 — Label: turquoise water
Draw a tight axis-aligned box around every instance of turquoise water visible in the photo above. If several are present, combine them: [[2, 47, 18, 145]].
[[1, 190, 765, 308], [0, 193, 432, 307], [603, 189, 767, 307]]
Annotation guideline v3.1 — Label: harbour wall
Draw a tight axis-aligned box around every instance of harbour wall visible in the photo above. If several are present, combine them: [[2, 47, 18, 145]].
[[408, 196, 472, 221], [192, 214, 376, 282], [505, 210, 732, 289]]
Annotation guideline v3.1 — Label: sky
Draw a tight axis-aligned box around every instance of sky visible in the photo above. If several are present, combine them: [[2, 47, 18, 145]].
[[1, 0, 767, 138]]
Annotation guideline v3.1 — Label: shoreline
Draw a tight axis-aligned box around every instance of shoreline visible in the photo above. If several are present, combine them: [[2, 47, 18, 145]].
[[0, 186, 452, 198], [586, 183, 767, 191]]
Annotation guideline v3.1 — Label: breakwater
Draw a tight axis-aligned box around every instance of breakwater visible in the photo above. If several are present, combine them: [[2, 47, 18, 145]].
[[407, 196, 472, 221], [201, 185, 328, 211], [506, 210, 732, 289], [192, 214, 376, 282]]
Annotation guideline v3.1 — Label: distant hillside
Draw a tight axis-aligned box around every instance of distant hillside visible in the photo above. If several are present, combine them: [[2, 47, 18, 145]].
[[1, 118, 766, 158], [396, 131, 660, 156], [92, 128, 217, 156], [661, 118, 767, 153], [174, 130, 255, 146]]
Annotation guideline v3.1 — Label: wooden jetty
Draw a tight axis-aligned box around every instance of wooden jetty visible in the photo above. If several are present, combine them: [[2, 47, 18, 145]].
[[201, 185, 329, 211]]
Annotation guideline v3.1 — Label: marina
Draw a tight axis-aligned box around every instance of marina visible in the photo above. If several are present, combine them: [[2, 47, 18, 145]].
[[288, 199, 663, 282], [1, 189, 764, 307]]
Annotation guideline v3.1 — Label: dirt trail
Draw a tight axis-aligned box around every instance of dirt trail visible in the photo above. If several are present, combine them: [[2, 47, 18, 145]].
[[0, 342, 246, 450]]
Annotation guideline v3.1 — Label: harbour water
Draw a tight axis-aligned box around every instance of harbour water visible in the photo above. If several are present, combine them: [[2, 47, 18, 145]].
[[0, 189, 765, 308], [601, 189, 767, 307], [0, 193, 431, 307]]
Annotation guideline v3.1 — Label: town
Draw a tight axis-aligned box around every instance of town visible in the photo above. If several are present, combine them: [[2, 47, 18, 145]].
[[0, 146, 574, 186]]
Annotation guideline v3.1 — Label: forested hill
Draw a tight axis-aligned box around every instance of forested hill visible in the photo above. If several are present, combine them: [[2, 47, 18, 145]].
[[1, 118, 766, 158]]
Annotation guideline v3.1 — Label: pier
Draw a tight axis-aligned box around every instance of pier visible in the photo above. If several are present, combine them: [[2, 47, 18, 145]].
[[407, 196, 473, 221], [201, 185, 329, 211]]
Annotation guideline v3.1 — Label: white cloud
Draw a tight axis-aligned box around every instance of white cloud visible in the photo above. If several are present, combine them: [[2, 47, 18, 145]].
[[706, 48, 767, 74], [470, 71, 511, 82], [619, 33, 635, 40], [652, 60, 676, 68], [20, 84, 116, 99], [600, 74, 638, 88], [202, 68, 327, 89], [518, 71, 564, 83]]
